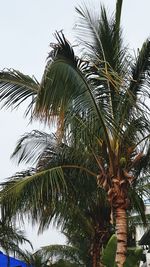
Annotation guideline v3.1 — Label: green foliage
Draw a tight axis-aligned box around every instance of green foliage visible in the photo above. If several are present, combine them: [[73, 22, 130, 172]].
[[23, 251, 49, 267], [101, 234, 117, 267], [0, 218, 32, 261], [101, 235, 143, 267], [124, 248, 143, 267], [0, 130, 112, 265], [0, 69, 39, 115]]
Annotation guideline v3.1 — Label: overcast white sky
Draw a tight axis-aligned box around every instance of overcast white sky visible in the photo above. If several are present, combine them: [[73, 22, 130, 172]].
[[0, 0, 150, 252]]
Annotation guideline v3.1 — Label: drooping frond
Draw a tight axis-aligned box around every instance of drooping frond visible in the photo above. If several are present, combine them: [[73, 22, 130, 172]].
[[10, 129, 100, 177], [0, 69, 39, 115], [1, 167, 67, 223], [35, 32, 119, 170], [36, 32, 109, 127], [11, 130, 56, 166]]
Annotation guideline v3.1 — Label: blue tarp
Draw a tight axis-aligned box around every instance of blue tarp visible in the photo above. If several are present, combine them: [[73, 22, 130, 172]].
[[0, 251, 30, 266]]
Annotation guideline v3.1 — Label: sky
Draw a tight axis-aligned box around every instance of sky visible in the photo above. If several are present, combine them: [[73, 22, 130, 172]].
[[0, 0, 150, 252]]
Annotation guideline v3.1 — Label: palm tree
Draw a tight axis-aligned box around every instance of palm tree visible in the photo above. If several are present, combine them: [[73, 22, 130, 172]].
[[0, 0, 150, 266]]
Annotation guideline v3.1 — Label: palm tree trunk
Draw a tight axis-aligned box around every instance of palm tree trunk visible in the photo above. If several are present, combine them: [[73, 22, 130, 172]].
[[92, 241, 104, 267], [92, 250, 102, 267], [115, 207, 127, 267], [92, 249, 97, 267]]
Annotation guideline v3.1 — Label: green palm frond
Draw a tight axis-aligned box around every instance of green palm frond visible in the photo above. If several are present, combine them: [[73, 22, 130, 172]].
[[129, 174, 150, 221], [36, 31, 108, 123], [75, 3, 130, 147], [75, 1, 126, 73], [134, 145, 150, 177], [10, 129, 99, 176], [130, 40, 150, 98], [1, 161, 98, 228], [36, 170, 107, 232], [23, 251, 50, 267], [11, 130, 56, 166], [35, 32, 118, 168], [118, 40, 150, 129], [75, 3, 105, 59], [1, 166, 67, 222], [0, 69, 39, 115], [128, 188, 147, 225]]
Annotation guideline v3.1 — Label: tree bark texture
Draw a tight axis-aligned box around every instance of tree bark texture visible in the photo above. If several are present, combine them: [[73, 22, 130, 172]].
[[92, 241, 101, 267], [91, 231, 107, 267], [115, 207, 127, 267]]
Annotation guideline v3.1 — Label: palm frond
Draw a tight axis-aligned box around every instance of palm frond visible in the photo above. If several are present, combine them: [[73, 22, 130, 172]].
[[118, 40, 150, 130], [75, 2, 128, 143], [75, 2, 126, 73], [128, 188, 147, 225], [24, 251, 50, 267], [35, 32, 116, 169], [130, 40, 150, 98], [36, 32, 106, 125], [134, 145, 150, 177], [1, 167, 67, 223], [0, 69, 39, 115], [0, 219, 32, 260], [37, 245, 83, 266], [11, 130, 56, 166]]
